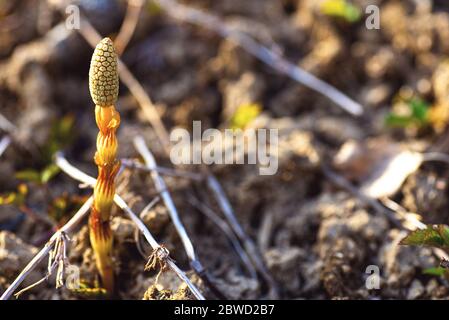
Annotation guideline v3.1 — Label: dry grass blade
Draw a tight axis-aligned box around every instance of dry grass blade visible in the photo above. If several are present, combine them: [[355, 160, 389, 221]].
[[0, 135, 11, 158], [114, 0, 145, 55], [0, 112, 16, 133]]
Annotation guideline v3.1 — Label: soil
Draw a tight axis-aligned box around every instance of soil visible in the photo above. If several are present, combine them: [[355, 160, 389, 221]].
[[2, 0, 449, 300]]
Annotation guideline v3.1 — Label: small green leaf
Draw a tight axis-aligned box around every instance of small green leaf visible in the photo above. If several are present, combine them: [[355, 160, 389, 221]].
[[385, 114, 414, 127], [0, 184, 28, 206], [410, 98, 429, 123], [437, 225, 449, 247], [400, 225, 446, 248], [15, 169, 42, 183], [320, 0, 361, 23], [69, 280, 108, 299], [423, 267, 446, 276], [43, 115, 75, 162], [385, 97, 430, 128], [230, 103, 262, 130], [41, 164, 60, 183]]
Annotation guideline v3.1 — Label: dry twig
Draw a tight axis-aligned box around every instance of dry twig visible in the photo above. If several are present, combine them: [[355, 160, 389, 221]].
[[114, 0, 145, 55], [0, 135, 11, 158]]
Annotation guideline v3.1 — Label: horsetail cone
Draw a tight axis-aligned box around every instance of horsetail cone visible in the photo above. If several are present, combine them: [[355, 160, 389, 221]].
[[88, 37, 120, 293], [89, 37, 119, 107]]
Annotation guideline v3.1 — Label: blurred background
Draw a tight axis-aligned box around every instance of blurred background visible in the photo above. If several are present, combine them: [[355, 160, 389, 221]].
[[1, 0, 449, 300]]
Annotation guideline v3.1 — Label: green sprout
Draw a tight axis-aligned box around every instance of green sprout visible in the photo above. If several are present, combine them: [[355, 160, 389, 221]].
[[401, 225, 449, 279], [69, 280, 108, 299], [0, 183, 28, 207], [15, 164, 60, 185], [320, 0, 362, 23], [229, 103, 262, 130], [385, 98, 430, 128], [14, 114, 75, 185], [48, 193, 87, 226]]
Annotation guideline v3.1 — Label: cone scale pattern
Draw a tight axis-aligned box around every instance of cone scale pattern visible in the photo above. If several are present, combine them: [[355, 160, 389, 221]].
[[88, 38, 120, 293]]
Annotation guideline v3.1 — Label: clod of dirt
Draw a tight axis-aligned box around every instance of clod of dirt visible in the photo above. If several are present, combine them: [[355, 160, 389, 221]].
[[0, 205, 20, 228], [0, 231, 42, 287], [425, 278, 448, 298], [346, 210, 389, 241], [214, 269, 260, 299], [364, 47, 397, 80], [320, 237, 363, 298], [111, 217, 135, 245], [314, 193, 389, 298], [360, 83, 393, 108], [140, 204, 170, 235], [265, 246, 303, 294], [143, 284, 173, 300], [401, 171, 448, 223], [407, 279, 425, 300], [142, 271, 199, 300]]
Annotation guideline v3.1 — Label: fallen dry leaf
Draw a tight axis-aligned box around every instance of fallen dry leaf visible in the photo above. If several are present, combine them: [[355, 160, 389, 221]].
[[334, 137, 423, 198]]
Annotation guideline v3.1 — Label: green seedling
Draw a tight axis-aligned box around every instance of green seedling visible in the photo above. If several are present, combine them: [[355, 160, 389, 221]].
[[15, 115, 75, 185], [423, 267, 447, 277], [15, 164, 60, 185], [48, 193, 87, 226], [320, 0, 361, 23], [229, 102, 262, 130], [69, 279, 108, 299], [0, 183, 55, 228], [385, 98, 430, 128], [0, 183, 28, 207], [43, 114, 75, 164], [401, 225, 449, 279]]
